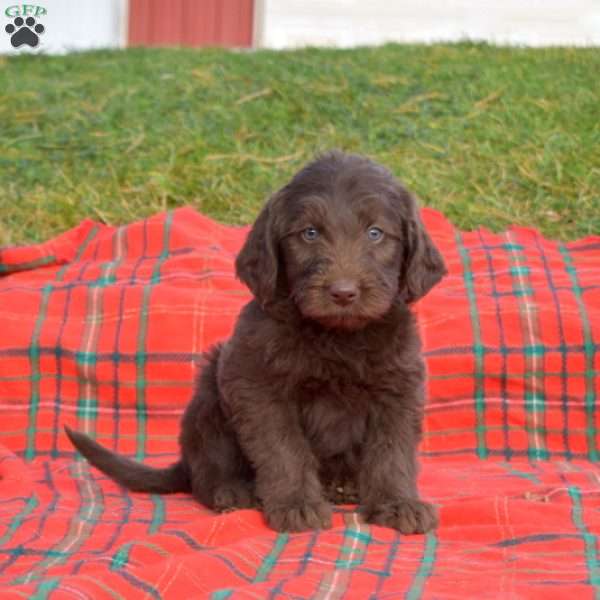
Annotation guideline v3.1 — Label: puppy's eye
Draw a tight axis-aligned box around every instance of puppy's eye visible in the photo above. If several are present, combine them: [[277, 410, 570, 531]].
[[302, 227, 320, 242], [367, 227, 384, 242]]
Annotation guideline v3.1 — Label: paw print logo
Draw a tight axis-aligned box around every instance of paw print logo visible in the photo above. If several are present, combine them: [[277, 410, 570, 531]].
[[5, 16, 45, 48]]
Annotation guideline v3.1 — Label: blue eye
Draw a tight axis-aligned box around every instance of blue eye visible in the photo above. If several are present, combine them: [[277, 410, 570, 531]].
[[367, 227, 384, 242], [302, 227, 319, 242]]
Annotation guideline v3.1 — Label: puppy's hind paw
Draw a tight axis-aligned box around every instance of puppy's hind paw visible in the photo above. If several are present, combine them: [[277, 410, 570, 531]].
[[363, 498, 438, 535], [212, 481, 257, 512]]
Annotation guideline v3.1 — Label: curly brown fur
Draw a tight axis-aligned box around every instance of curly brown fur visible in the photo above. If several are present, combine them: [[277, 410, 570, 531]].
[[65, 150, 447, 533]]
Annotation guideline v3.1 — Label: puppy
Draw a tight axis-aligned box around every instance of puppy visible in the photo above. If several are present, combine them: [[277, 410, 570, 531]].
[[66, 151, 447, 534]]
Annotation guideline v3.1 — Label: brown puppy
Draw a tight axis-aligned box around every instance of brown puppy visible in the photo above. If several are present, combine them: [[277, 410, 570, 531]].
[[65, 151, 447, 534]]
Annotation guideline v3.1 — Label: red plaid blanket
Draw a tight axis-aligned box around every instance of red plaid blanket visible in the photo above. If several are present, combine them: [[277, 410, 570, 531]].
[[0, 207, 599, 598]]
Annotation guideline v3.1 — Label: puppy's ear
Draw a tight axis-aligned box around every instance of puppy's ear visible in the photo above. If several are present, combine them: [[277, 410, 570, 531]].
[[235, 193, 282, 307], [400, 201, 447, 303]]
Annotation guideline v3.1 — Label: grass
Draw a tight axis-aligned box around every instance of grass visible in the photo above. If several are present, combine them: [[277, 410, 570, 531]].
[[0, 43, 599, 246]]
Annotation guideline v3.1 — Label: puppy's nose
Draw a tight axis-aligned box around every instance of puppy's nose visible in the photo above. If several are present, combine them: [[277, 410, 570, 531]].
[[329, 280, 359, 306]]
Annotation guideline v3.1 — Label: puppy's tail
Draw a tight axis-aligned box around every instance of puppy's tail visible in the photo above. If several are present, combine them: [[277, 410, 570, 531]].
[[64, 425, 189, 494]]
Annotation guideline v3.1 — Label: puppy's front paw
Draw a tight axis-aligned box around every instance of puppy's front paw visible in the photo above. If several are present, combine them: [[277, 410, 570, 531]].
[[363, 498, 438, 534], [265, 499, 332, 532]]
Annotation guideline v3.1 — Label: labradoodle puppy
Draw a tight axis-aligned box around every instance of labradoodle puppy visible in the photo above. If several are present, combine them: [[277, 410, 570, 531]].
[[66, 150, 447, 534]]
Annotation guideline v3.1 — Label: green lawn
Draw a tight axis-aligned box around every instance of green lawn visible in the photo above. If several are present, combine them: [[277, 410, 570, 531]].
[[1, 43, 598, 246]]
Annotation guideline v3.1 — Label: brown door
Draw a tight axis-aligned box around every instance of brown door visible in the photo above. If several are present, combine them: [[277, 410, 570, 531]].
[[128, 0, 254, 48]]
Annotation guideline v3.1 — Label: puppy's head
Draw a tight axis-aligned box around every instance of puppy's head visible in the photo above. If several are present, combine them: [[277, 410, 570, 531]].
[[236, 151, 446, 330]]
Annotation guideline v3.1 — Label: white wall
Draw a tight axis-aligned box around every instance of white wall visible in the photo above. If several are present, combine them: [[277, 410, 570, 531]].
[[2, 0, 599, 55], [0, 0, 127, 55], [257, 0, 600, 48]]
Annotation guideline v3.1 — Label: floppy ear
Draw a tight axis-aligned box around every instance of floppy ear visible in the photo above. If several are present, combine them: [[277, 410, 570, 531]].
[[235, 193, 282, 307], [399, 202, 447, 304]]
